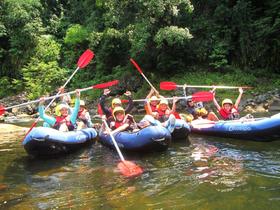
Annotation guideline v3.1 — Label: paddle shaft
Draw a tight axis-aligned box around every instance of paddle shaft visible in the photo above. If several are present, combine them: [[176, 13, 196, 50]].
[[132, 96, 191, 102], [177, 85, 251, 89], [102, 119, 125, 161], [130, 58, 158, 93], [22, 66, 81, 139], [141, 73, 158, 93], [3, 85, 92, 111]]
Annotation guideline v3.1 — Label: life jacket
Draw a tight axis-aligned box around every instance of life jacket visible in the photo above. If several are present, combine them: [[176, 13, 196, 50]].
[[53, 116, 74, 131], [144, 103, 157, 115], [173, 112, 181, 119], [108, 116, 125, 130], [97, 103, 103, 116], [219, 106, 240, 120]]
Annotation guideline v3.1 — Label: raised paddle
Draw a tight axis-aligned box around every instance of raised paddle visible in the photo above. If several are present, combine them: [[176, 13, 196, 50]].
[[0, 80, 119, 116], [120, 91, 214, 103], [130, 58, 158, 94], [22, 49, 94, 140], [160, 81, 252, 90], [101, 119, 143, 177]]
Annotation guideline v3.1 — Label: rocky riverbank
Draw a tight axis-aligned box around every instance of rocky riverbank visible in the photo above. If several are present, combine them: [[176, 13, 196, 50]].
[[1, 89, 280, 123]]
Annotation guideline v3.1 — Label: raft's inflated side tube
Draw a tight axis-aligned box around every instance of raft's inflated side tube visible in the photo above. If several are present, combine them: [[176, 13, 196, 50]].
[[99, 125, 171, 152], [23, 127, 97, 157], [191, 113, 280, 141], [171, 119, 191, 141]]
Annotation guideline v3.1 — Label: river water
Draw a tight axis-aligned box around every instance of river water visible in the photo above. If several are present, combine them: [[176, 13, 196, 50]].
[[1, 122, 280, 209]]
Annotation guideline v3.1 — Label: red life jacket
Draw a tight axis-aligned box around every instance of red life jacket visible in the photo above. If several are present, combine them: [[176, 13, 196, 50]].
[[156, 108, 167, 118], [219, 106, 239, 120], [150, 104, 157, 112], [173, 112, 181, 119], [108, 116, 124, 129], [54, 116, 74, 131], [114, 121, 124, 129], [97, 103, 103, 116]]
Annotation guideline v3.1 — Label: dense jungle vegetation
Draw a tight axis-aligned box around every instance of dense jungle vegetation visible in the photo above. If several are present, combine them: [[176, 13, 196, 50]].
[[0, 0, 280, 99]]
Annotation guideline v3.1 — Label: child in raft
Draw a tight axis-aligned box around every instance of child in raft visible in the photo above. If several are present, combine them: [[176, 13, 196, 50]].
[[39, 89, 80, 132], [103, 107, 176, 135], [212, 88, 243, 120], [76, 100, 93, 130], [184, 98, 219, 122], [99, 88, 133, 118]]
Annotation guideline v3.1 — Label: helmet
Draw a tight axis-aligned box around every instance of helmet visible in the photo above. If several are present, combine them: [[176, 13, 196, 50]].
[[222, 98, 233, 106], [70, 98, 75, 105], [80, 100, 85, 106], [196, 108, 208, 117], [150, 96, 158, 101], [112, 107, 125, 119], [111, 98, 122, 108], [159, 99, 168, 105], [55, 103, 69, 116]]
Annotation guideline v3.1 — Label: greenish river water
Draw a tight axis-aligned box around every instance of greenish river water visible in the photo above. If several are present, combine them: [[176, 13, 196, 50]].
[[1, 122, 280, 209]]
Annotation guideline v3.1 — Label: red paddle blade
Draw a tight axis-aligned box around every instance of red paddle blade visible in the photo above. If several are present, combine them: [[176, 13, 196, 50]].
[[121, 99, 129, 103], [160, 81, 177, 90], [77, 49, 94, 69], [117, 160, 143, 177], [130, 58, 143, 74], [192, 91, 214, 102], [92, 80, 119, 89], [0, 105, 5, 116]]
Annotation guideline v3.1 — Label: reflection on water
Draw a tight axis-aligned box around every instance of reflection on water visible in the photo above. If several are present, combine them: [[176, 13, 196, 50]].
[[0, 129, 280, 209]]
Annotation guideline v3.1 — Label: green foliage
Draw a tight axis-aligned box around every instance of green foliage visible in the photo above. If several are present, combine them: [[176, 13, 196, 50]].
[[22, 36, 66, 99], [209, 41, 229, 70], [64, 24, 89, 45], [0, 0, 280, 101], [154, 26, 193, 47]]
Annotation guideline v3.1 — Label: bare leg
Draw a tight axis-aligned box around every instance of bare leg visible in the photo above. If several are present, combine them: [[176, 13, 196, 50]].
[[207, 112, 219, 121]]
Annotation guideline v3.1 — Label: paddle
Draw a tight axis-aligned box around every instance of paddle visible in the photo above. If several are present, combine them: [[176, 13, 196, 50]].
[[102, 118, 143, 177], [21, 49, 94, 140], [130, 58, 158, 93], [0, 80, 119, 116], [160, 81, 252, 90], [120, 91, 214, 103]]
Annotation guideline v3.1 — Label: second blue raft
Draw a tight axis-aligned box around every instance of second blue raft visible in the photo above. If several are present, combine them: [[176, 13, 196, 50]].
[[99, 125, 171, 152]]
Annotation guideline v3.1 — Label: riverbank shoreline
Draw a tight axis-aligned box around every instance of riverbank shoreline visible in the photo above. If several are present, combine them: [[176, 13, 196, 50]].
[[1, 88, 280, 122]]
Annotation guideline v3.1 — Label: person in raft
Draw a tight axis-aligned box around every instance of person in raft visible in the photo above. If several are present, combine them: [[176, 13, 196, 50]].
[[212, 87, 243, 120], [104, 107, 139, 135], [184, 98, 219, 122], [104, 107, 176, 135], [99, 89, 133, 119], [144, 97, 178, 132], [144, 88, 162, 115], [76, 100, 93, 130], [39, 89, 80, 132], [146, 96, 179, 121]]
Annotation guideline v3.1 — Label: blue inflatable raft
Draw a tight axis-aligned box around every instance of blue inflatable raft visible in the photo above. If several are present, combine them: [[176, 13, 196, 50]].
[[171, 119, 191, 141], [22, 127, 97, 157], [99, 125, 171, 152], [191, 113, 280, 141]]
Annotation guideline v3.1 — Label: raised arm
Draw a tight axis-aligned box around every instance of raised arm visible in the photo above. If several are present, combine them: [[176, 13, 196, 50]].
[[124, 91, 134, 114], [234, 88, 243, 108], [99, 89, 112, 117], [146, 88, 155, 99], [212, 91, 221, 111], [70, 89, 80, 125], [171, 96, 179, 113], [38, 98, 56, 126]]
